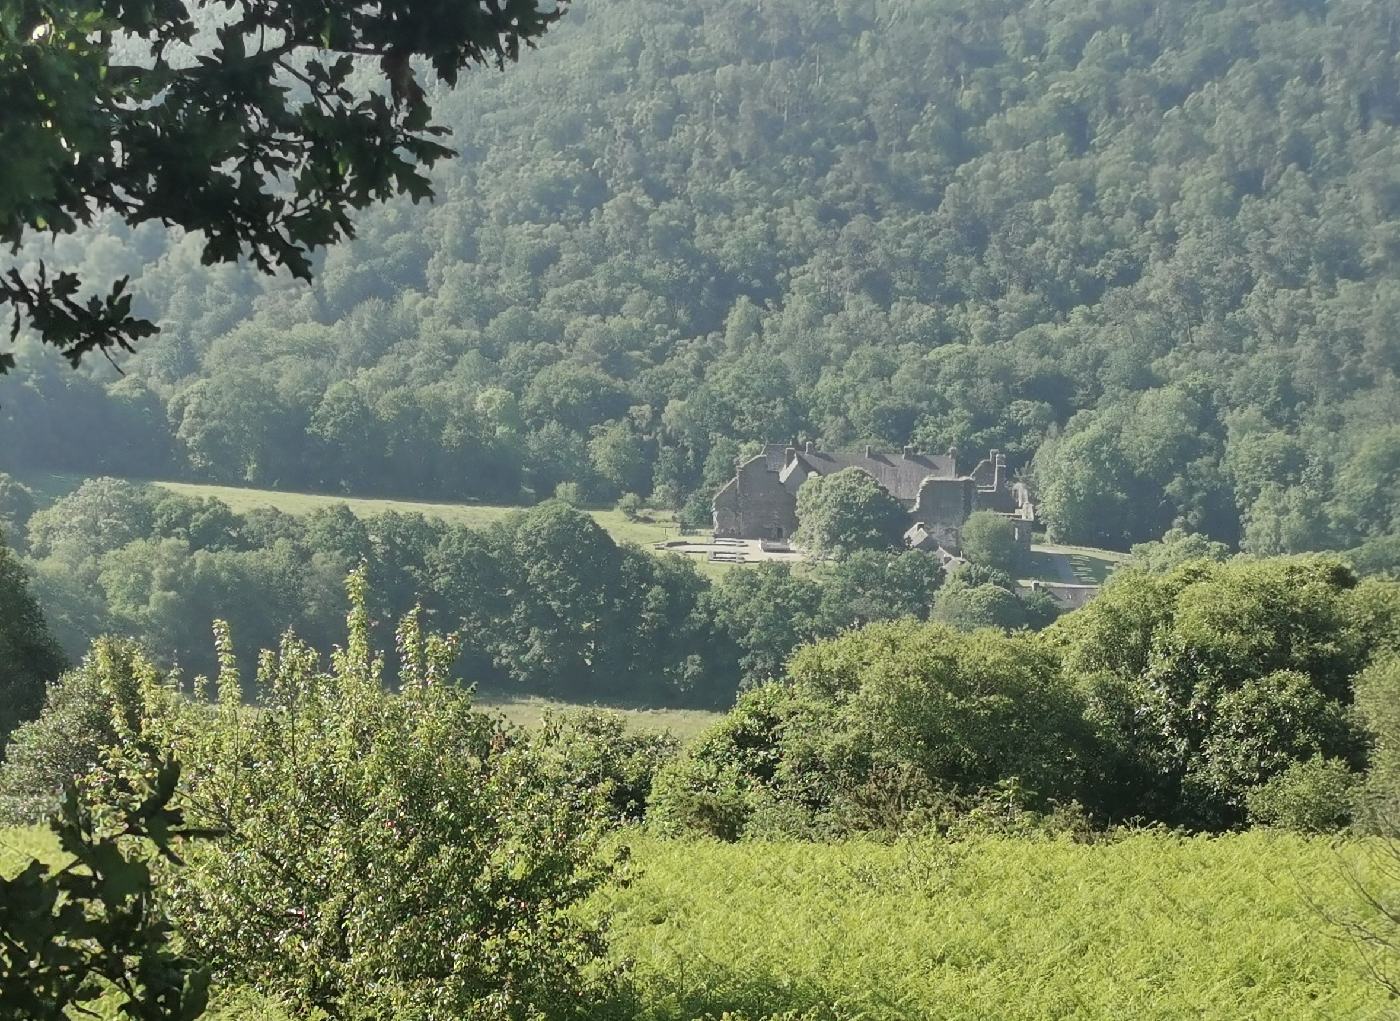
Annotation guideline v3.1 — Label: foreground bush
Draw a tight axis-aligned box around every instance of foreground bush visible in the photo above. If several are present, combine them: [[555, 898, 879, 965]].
[[1049, 556, 1388, 827], [531, 709, 680, 822], [658, 556, 1400, 837], [139, 574, 620, 1021], [0, 641, 145, 824]]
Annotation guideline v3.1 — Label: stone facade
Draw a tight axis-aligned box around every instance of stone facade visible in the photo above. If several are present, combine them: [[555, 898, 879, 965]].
[[713, 443, 1036, 553]]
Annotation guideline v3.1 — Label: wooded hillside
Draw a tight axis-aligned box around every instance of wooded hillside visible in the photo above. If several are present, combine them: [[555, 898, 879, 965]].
[[4, 0, 1398, 555]]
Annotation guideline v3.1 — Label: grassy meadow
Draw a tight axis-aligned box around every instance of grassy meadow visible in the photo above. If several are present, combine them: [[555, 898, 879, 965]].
[[476, 695, 722, 741], [1027, 543, 1128, 585], [4, 824, 1388, 1020]]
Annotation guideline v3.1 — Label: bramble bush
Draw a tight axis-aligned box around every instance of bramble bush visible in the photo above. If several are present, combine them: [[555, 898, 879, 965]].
[[651, 622, 1094, 839], [531, 708, 679, 822]]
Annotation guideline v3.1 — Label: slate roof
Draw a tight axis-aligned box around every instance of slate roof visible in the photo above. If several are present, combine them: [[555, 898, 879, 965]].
[[784, 449, 957, 503]]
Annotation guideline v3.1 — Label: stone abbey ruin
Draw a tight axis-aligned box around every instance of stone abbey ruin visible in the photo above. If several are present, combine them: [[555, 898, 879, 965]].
[[712, 443, 1036, 555]]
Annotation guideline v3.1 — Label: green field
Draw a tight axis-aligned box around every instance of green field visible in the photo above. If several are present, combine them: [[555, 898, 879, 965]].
[[477, 695, 722, 742], [2, 826, 1388, 1020], [1027, 543, 1128, 585]]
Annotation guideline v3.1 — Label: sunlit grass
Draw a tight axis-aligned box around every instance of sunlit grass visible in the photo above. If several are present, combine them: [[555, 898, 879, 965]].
[[476, 695, 723, 741]]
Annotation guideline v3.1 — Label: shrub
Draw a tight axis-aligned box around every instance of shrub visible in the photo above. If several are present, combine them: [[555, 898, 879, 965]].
[[554, 480, 586, 506], [1355, 655, 1400, 832], [648, 683, 822, 839], [145, 574, 620, 1020], [930, 579, 1027, 631], [617, 492, 643, 521], [653, 623, 1094, 839], [1246, 757, 1360, 833], [533, 709, 679, 822], [648, 754, 754, 841], [0, 641, 150, 824], [1048, 556, 1382, 828]]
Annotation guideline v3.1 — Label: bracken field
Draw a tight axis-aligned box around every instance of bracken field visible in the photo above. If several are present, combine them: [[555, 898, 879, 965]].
[[5, 826, 1387, 1021], [596, 833, 1391, 1021]]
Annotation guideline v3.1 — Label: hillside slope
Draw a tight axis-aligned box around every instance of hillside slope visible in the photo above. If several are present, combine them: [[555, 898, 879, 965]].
[[3, 0, 1398, 555]]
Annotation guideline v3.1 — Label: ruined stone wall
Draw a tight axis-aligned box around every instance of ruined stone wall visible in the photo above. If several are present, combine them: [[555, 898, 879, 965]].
[[910, 477, 976, 551], [713, 477, 742, 537]]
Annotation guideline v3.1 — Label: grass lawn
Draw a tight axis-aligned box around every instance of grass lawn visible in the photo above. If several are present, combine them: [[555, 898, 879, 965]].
[[1026, 543, 1128, 584]]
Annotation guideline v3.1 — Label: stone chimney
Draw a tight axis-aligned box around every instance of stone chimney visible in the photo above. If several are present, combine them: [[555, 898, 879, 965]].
[[784, 445, 796, 463], [865, 444, 874, 458], [804, 440, 813, 454], [902, 445, 914, 459]]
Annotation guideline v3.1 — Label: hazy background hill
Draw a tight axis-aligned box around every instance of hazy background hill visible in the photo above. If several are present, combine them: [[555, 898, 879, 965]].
[[4, 0, 1398, 557]]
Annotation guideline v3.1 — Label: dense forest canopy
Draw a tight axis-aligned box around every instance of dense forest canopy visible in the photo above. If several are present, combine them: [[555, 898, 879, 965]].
[[2, 0, 1398, 554]]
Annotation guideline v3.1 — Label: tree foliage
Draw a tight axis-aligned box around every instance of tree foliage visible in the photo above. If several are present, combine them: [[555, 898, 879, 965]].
[[660, 555, 1400, 837], [958, 511, 1022, 577], [0, 0, 566, 368], [793, 468, 907, 558], [0, 754, 214, 1021], [0, 641, 140, 824], [8, 0, 1398, 558], [0, 539, 65, 753]]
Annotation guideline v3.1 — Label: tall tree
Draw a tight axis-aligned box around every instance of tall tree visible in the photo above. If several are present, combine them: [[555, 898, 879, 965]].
[[794, 468, 908, 558], [1, 0, 567, 368], [0, 542, 66, 753]]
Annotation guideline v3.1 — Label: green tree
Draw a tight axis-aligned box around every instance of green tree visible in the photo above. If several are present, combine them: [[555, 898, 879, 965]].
[[1127, 528, 1230, 573], [704, 563, 825, 688], [1, 0, 567, 368], [930, 578, 1029, 632], [0, 542, 66, 752], [652, 621, 1094, 838], [0, 472, 36, 541], [794, 468, 907, 558], [819, 549, 945, 628], [588, 420, 650, 499], [959, 510, 1023, 576], [1047, 556, 1381, 827]]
